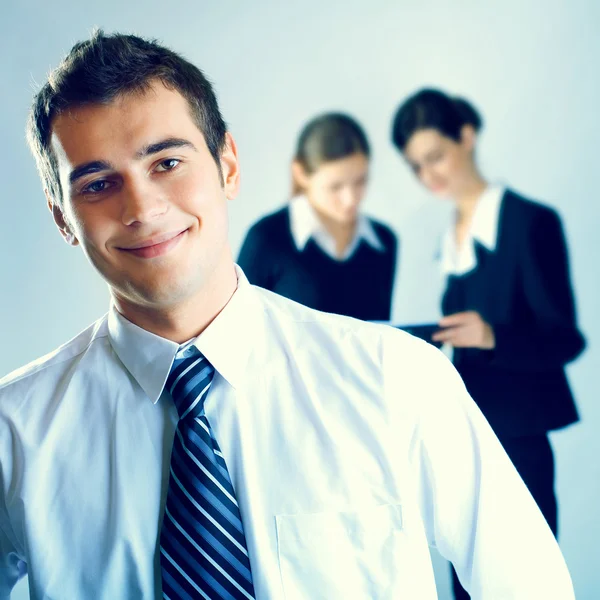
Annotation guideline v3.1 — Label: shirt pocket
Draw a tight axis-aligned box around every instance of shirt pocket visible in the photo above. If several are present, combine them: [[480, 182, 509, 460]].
[[275, 503, 414, 600]]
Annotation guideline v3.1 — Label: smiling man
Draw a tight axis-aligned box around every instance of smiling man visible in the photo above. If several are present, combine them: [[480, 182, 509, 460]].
[[0, 31, 575, 599]]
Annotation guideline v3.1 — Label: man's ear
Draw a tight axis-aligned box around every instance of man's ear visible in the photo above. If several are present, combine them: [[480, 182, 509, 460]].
[[46, 191, 79, 246], [219, 132, 241, 201]]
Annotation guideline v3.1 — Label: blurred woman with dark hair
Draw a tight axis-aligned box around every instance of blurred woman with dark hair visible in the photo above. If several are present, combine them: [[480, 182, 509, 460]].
[[391, 88, 585, 599], [238, 113, 398, 321]]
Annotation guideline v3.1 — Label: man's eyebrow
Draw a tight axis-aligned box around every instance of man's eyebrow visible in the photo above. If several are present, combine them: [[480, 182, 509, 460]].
[[69, 161, 112, 185], [67, 138, 197, 185], [136, 137, 198, 158]]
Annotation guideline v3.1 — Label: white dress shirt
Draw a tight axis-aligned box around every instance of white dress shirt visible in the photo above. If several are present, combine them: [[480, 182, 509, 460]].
[[289, 195, 384, 260], [0, 270, 573, 599], [440, 185, 505, 276]]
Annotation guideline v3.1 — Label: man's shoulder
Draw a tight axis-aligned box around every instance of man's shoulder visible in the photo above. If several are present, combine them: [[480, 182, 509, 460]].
[[0, 314, 110, 400], [251, 285, 434, 359], [253, 284, 375, 330], [250, 286, 459, 422]]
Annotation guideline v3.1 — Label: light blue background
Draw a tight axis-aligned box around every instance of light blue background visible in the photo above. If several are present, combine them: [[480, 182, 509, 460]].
[[1, 1, 598, 598]]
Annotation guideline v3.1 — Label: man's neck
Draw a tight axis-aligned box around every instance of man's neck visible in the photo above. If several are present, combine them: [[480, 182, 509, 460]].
[[112, 263, 238, 344]]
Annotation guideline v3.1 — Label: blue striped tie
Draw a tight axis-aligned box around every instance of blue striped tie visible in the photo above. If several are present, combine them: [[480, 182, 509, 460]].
[[159, 348, 256, 600]]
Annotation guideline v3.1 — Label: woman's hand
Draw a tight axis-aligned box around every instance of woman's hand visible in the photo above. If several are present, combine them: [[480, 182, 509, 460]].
[[433, 311, 496, 349]]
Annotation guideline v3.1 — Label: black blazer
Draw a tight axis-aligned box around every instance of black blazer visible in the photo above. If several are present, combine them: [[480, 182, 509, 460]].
[[238, 207, 397, 321], [442, 189, 585, 438]]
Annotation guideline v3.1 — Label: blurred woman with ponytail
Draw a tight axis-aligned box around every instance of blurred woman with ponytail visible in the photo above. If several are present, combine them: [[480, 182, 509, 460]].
[[238, 113, 398, 321], [391, 88, 585, 599]]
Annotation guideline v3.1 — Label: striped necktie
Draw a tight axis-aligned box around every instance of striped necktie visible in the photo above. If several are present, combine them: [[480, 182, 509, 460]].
[[159, 347, 256, 600]]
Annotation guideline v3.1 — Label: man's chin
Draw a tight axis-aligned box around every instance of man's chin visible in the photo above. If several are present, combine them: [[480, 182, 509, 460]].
[[112, 279, 193, 311]]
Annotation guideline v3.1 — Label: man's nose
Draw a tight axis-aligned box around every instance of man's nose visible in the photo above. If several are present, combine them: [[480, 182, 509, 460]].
[[120, 177, 168, 226]]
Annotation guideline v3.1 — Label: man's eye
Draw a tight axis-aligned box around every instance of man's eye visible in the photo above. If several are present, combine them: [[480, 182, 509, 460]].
[[82, 180, 110, 194], [156, 158, 181, 172]]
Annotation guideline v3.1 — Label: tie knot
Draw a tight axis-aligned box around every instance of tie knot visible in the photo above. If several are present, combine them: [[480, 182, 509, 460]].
[[167, 348, 215, 420]]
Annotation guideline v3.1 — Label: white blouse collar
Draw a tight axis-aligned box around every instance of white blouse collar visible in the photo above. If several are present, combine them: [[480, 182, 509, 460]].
[[440, 185, 505, 276], [289, 195, 384, 261]]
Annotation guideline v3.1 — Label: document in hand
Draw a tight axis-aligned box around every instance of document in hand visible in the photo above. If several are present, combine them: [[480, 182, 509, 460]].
[[369, 322, 442, 347]]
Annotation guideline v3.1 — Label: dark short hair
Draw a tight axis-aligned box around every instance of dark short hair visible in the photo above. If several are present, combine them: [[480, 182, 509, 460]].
[[391, 88, 482, 152], [27, 29, 227, 207]]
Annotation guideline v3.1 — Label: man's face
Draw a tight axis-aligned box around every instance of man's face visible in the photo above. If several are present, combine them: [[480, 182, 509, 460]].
[[49, 82, 239, 311]]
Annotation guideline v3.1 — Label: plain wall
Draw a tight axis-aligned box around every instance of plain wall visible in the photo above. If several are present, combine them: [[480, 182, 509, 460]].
[[1, 1, 598, 598]]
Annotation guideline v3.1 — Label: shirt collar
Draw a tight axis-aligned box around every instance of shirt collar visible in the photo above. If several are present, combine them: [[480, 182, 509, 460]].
[[440, 185, 504, 276], [192, 269, 263, 391], [289, 195, 384, 258], [469, 184, 504, 251], [107, 267, 263, 403]]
